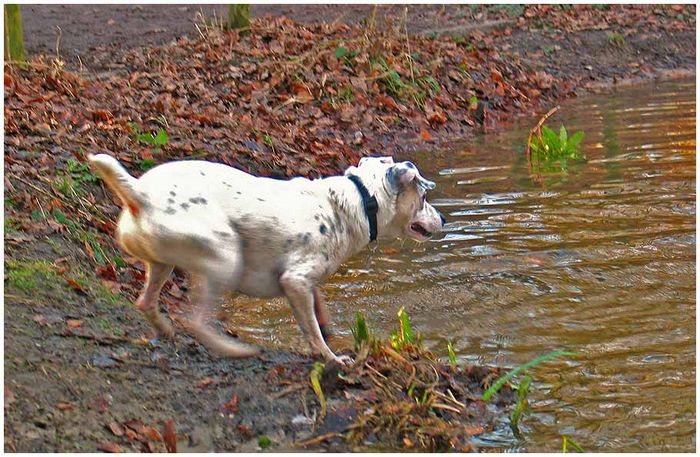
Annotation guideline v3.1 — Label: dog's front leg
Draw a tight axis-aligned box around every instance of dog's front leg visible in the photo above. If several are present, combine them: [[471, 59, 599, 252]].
[[313, 287, 332, 341], [281, 272, 351, 365]]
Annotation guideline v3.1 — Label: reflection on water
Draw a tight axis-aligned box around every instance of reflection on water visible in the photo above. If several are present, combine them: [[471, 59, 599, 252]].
[[225, 80, 696, 452]]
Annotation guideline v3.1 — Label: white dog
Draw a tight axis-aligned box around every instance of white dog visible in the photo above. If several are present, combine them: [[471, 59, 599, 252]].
[[89, 154, 444, 364]]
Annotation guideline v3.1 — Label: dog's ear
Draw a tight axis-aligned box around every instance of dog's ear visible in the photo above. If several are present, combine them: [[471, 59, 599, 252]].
[[386, 161, 436, 193]]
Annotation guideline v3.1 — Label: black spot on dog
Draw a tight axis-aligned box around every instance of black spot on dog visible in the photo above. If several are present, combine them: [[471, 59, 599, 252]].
[[304, 233, 311, 244], [200, 171, 206, 176], [405, 161, 415, 169], [189, 197, 208, 205], [323, 252, 329, 262], [180, 202, 190, 210], [169, 190, 176, 197], [314, 215, 320, 221], [214, 230, 231, 238], [164, 207, 176, 215], [167, 198, 175, 204], [257, 198, 265, 202], [319, 224, 327, 235], [236, 191, 242, 195]]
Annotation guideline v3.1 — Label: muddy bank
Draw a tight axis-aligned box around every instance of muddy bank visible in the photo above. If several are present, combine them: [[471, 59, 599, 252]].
[[4, 234, 515, 452]]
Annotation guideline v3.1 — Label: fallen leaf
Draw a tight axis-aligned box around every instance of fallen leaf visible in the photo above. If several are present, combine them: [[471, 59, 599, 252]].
[[96, 442, 122, 453], [56, 402, 74, 411], [139, 425, 163, 442], [163, 419, 177, 453], [420, 129, 433, 141], [65, 278, 88, 295], [196, 377, 216, 389], [66, 319, 83, 328], [107, 421, 125, 437], [222, 394, 239, 413], [5, 387, 15, 409]]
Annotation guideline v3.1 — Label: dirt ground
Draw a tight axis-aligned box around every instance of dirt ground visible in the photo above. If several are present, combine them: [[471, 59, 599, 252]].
[[5, 3, 696, 453], [22, 4, 695, 87]]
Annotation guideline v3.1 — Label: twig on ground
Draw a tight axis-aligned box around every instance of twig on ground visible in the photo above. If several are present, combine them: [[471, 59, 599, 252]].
[[525, 105, 559, 165]]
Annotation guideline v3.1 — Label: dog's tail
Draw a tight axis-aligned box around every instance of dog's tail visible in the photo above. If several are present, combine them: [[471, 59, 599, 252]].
[[88, 154, 148, 216]]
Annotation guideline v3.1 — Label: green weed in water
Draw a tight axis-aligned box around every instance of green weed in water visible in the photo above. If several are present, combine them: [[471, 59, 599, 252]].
[[562, 435, 585, 453], [510, 375, 532, 430], [481, 349, 574, 401], [529, 124, 585, 174]]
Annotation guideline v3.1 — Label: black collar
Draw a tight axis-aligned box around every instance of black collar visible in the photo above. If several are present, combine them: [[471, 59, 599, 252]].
[[347, 174, 379, 242]]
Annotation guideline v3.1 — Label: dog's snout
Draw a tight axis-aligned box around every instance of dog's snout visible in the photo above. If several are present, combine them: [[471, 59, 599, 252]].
[[439, 211, 446, 226]]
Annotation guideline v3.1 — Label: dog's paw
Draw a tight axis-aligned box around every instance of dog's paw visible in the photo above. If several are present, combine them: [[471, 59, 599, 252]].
[[333, 354, 354, 366]]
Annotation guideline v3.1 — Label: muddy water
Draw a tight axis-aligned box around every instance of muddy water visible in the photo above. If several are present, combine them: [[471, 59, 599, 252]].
[[225, 80, 696, 452]]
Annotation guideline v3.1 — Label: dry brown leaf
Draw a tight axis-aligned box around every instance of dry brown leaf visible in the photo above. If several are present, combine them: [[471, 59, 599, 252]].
[[163, 419, 177, 453], [96, 442, 122, 453]]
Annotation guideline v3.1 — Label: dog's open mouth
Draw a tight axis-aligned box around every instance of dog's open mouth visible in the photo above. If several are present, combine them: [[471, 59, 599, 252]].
[[410, 222, 432, 239]]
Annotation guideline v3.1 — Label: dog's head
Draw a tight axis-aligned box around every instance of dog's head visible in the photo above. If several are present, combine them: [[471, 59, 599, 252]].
[[345, 157, 445, 242]]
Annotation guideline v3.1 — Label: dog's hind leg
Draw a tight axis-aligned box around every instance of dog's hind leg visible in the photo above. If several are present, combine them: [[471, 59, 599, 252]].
[[185, 253, 260, 358], [137, 262, 175, 337]]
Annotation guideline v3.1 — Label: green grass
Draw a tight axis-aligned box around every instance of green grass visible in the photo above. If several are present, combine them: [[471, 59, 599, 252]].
[[257, 435, 272, 449], [446, 340, 457, 368], [481, 349, 575, 401], [6, 259, 58, 292], [5, 217, 21, 234], [562, 435, 585, 453], [390, 306, 416, 351], [65, 159, 98, 183], [351, 311, 372, 350], [606, 31, 625, 47]]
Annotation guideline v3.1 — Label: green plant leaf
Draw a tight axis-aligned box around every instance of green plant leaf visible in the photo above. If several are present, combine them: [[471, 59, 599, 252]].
[[351, 312, 371, 350], [568, 131, 584, 148], [447, 340, 456, 368], [562, 435, 585, 453], [138, 159, 156, 171], [397, 306, 414, 345], [258, 435, 272, 449], [481, 350, 575, 401], [310, 362, 326, 419], [335, 46, 349, 59], [559, 125, 568, 145], [154, 128, 169, 147], [510, 375, 532, 428]]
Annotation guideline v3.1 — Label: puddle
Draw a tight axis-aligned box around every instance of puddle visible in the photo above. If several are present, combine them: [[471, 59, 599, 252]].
[[225, 80, 696, 452]]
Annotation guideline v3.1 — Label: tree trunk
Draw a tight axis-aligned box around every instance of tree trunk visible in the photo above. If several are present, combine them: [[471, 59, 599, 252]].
[[4, 4, 25, 62], [227, 5, 250, 32]]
